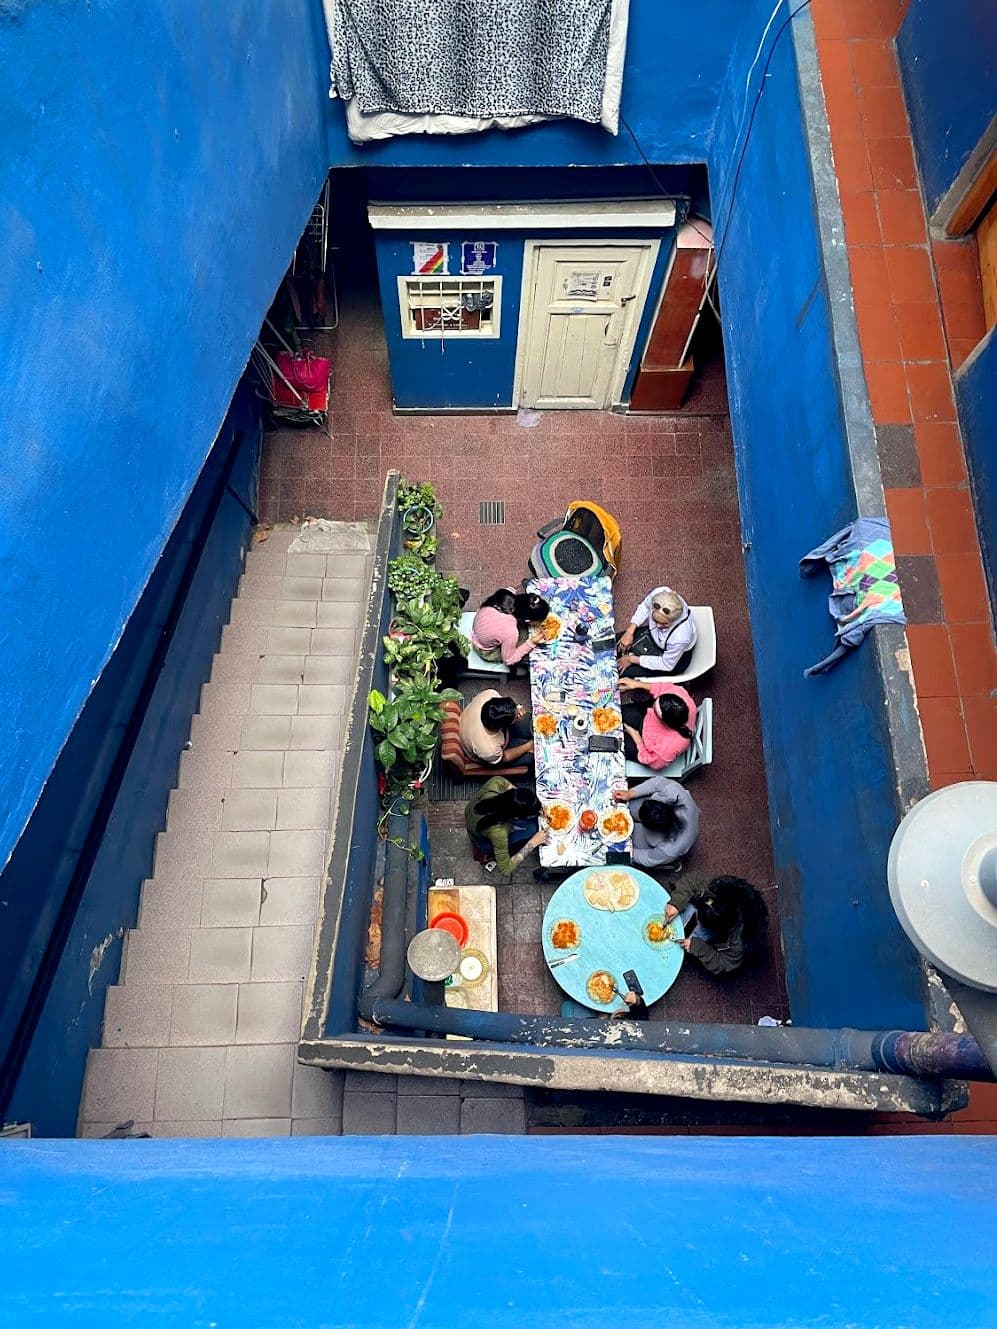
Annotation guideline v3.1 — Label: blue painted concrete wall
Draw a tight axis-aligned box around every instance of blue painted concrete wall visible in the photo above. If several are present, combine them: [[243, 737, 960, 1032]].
[[709, 16, 926, 1028], [374, 225, 672, 410], [2, 1138, 995, 1326], [4, 391, 259, 1135], [0, 0, 330, 875], [326, 0, 772, 169], [897, 0, 997, 218], [954, 330, 997, 613]]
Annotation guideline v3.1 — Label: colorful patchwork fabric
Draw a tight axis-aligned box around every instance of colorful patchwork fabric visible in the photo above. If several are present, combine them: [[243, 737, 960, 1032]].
[[800, 517, 907, 676]]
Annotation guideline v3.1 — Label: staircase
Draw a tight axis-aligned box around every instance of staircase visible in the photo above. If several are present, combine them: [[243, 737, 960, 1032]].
[[78, 524, 371, 1137]]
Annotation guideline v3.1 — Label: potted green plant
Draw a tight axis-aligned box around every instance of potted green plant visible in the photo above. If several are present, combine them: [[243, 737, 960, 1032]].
[[398, 480, 442, 539], [368, 678, 460, 787]]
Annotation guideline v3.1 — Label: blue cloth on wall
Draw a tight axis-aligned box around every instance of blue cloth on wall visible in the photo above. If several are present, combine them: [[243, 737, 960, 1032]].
[[800, 516, 906, 676]]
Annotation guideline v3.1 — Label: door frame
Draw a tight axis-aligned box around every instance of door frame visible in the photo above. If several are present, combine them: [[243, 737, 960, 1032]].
[[512, 237, 661, 410]]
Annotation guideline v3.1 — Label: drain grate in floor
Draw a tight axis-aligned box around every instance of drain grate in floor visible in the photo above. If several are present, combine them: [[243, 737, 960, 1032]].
[[479, 500, 505, 525]]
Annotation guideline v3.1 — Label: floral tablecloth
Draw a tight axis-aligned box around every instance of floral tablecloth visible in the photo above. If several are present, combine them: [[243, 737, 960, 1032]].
[[527, 575, 632, 867]]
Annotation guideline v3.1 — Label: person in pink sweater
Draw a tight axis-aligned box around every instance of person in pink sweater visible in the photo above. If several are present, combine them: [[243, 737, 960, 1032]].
[[470, 589, 550, 667], [619, 679, 697, 768]]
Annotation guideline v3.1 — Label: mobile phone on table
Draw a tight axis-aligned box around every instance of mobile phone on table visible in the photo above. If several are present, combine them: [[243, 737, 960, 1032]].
[[622, 969, 643, 997], [588, 735, 620, 753], [589, 634, 617, 653]]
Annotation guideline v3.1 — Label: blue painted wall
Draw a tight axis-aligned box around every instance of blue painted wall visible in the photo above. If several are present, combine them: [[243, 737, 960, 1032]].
[[374, 225, 672, 410], [954, 330, 997, 614], [4, 390, 259, 1136], [2, 1138, 995, 1326], [0, 0, 330, 874], [709, 16, 926, 1027], [325, 0, 772, 169], [897, 0, 997, 218]]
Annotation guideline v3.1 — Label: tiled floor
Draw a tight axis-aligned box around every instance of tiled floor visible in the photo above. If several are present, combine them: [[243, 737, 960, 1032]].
[[812, 0, 996, 789], [260, 296, 789, 1026]]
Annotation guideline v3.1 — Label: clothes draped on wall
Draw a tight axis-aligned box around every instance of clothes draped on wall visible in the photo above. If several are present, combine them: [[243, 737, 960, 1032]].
[[800, 516, 907, 676], [322, 0, 630, 143]]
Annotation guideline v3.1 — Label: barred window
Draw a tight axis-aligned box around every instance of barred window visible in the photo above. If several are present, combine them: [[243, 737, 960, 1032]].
[[397, 276, 502, 338]]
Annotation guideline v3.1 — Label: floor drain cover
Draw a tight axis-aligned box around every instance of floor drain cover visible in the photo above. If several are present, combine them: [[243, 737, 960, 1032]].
[[479, 500, 505, 525]]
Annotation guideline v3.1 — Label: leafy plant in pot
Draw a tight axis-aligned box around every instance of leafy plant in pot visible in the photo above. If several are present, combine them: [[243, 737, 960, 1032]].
[[368, 679, 460, 787], [398, 480, 442, 538]]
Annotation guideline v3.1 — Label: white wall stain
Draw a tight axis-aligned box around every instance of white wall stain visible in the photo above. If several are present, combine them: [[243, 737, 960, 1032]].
[[87, 927, 125, 995]]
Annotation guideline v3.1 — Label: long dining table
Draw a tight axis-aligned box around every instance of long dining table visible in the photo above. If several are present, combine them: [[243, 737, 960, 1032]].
[[527, 574, 634, 869]]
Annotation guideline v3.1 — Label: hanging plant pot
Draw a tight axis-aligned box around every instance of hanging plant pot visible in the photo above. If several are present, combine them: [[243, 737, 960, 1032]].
[[401, 503, 436, 537]]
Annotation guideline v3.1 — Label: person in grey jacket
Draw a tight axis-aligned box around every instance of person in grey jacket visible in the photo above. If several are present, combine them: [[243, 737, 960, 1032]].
[[663, 875, 768, 977], [612, 776, 699, 869]]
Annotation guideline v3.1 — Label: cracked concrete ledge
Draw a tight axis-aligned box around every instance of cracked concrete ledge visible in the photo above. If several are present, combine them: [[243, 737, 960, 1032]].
[[299, 1037, 959, 1116]]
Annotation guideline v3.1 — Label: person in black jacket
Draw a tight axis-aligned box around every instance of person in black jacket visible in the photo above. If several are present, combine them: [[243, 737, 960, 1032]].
[[665, 875, 768, 976]]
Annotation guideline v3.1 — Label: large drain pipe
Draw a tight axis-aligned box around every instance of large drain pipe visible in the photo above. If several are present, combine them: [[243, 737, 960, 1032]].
[[358, 828, 411, 1021], [370, 999, 994, 1081]]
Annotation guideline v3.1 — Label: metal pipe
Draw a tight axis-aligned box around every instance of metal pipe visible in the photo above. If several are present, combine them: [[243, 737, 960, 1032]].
[[370, 999, 995, 1081], [358, 828, 410, 1020]]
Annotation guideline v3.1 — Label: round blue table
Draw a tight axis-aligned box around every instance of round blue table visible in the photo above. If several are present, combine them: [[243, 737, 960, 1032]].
[[541, 865, 685, 1011]]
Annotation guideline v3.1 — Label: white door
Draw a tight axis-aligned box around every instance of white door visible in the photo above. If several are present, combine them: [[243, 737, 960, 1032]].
[[518, 242, 656, 410]]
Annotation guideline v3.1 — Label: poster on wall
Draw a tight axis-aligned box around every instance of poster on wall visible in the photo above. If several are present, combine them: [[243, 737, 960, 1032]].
[[461, 241, 498, 275], [411, 242, 449, 275]]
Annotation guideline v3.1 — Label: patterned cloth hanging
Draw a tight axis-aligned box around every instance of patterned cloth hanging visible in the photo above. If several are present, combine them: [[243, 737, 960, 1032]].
[[800, 516, 906, 676]]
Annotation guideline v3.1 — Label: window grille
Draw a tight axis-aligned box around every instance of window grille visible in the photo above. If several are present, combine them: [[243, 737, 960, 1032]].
[[397, 276, 502, 339]]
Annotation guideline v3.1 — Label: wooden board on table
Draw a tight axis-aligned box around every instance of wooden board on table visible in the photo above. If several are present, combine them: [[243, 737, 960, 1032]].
[[429, 884, 498, 1013]]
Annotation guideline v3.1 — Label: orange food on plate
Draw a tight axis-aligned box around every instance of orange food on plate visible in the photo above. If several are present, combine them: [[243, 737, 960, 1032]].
[[551, 919, 580, 950], [600, 808, 633, 840], [545, 803, 573, 833], [586, 971, 617, 1006], [541, 614, 561, 642], [645, 920, 675, 944], [535, 712, 558, 739], [579, 808, 598, 832], [591, 706, 621, 735]]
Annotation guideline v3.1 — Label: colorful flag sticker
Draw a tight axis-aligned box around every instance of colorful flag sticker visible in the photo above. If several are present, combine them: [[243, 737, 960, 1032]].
[[412, 242, 449, 275]]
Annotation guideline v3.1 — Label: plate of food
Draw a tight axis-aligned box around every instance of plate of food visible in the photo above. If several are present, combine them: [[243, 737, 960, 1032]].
[[586, 970, 618, 1007], [540, 614, 562, 643], [544, 802, 575, 835], [591, 706, 621, 735], [583, 869, 640, 912], [550, 918, 581, 950], [535, 712, 559, 739], [599, 806, 634, 843], [458, 948, 489, 985], [643, 914, 677, 949]]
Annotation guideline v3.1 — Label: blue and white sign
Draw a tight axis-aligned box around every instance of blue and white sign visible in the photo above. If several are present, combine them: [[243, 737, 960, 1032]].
[[461, 241, 498, 275]]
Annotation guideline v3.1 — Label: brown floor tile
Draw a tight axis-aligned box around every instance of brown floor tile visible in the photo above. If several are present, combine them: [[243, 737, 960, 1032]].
[[906, 624, 958, 698], [884, 245, 937, 305], [840, 190, 881, 245], [896, 303, 947, 363], [906, 362, 957, 423], [867, 136, 918, 191], [935, 552, 991, 624], [925, 487, 980, 554], [948, 623, 997, 697], [963, 696, 997, 779], [849, 38, 900, 90], [914, 421, 968, 487], [865, 360, 910, 423], [918, 696, 972, 775], [884, 487, 931, 554], [876, 189, 927, 246]]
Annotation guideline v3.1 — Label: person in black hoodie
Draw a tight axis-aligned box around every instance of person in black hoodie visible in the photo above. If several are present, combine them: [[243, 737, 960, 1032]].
[[665, 875, 768, 976]]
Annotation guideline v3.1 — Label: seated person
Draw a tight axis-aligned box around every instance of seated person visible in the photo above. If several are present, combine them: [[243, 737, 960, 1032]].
[[619, 679, 697, 768], [664, 875, 768, 977], [471, 589, 550, 668], [465, 777, 548, 878], [612, 776, 699, 870], [610, 988, 648, 1021], [459, 689, 534, 766], [617, 586, 697, 678]]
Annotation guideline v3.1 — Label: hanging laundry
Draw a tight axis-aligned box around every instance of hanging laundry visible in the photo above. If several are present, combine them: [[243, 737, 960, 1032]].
[[322, 0, 630, 143], [799, 516, 906, 676]]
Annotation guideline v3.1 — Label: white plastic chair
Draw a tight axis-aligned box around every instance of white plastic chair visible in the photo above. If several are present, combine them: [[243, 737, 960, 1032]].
[[459, 610, 510, 679], [636, 606, 717, 686], [625, 697, 713, 781]]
